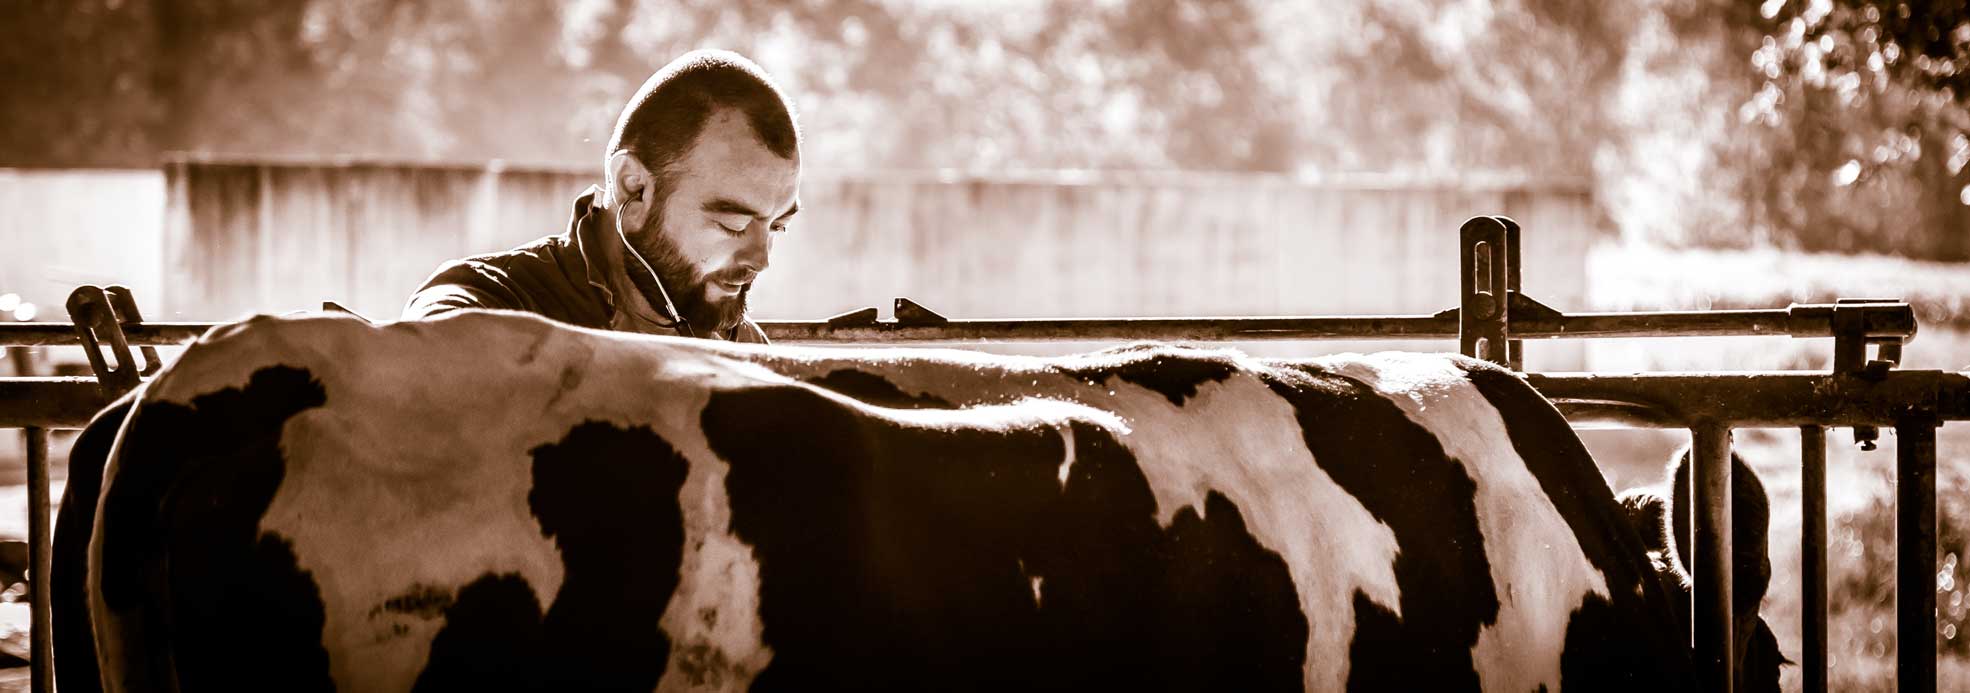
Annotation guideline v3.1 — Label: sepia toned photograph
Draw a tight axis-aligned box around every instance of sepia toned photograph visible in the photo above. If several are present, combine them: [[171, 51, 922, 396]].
[[2, 1, 1968, 691]]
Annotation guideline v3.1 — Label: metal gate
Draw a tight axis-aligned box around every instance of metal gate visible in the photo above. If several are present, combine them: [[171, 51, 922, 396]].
[[3, 215, 1965, 693]]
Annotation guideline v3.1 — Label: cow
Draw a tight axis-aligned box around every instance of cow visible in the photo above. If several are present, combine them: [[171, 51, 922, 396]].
[[51, 309, 1780, 692]]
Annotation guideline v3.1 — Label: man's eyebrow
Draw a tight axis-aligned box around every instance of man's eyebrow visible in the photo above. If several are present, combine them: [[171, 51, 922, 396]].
[[701, 197, 762, 218], [776, 202, 799, 221]]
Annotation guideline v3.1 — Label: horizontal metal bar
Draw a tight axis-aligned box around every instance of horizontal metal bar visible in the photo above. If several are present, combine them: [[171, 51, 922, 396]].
[[5, 368, 1966, 430], [0, 377, 111, 428], [765, 303, 1916, 343], [767, 315, 1461, 343], [0, 301, 1916, 346], [1530, 369, 1970, 428], [0, 322, 212, 347]]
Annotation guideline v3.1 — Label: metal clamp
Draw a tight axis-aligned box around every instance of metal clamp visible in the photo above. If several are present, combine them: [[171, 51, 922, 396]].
[[66, 285, 142, 396], [1459, 216, 1519, 368], [1832, 298, 1907, 450], [105, 286, 162, 377]]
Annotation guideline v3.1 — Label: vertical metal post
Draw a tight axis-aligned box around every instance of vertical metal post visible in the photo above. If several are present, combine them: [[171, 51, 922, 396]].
[[25, 427, 51, 693], [1458, 217, 1510, 365], [1692, 421, 1735, 693], [1896, 414, 1938, 693], [1499, 216, 1525, 371], [1801, 425, 1828, 693]]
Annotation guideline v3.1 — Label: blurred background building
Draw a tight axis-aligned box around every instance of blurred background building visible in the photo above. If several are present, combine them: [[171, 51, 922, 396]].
[[2, 1, 1968, 689]]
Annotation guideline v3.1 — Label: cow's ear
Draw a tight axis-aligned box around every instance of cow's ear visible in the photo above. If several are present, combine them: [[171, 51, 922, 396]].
[[1615, 491, 1669, 555]]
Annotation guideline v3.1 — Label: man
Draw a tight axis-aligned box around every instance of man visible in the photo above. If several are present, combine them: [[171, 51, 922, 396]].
[[403, 49, 801, 343]]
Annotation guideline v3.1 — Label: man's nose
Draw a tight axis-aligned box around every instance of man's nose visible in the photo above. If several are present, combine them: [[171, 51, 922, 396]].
[[734, 222, 773, 274]]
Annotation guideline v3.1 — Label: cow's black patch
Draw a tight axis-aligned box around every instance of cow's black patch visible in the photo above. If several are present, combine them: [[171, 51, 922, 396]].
[[413, 573, 544, 692], [704, 385, 1305, 691], [53, 392, 134, 693], [414, 420, 691, 690], [802, 368, 958, 409], [1060, 349, 1238, 407], [1456, 361, 1692, 689], [1260, 365, 1492, 691], [91, 365, 334, 690]]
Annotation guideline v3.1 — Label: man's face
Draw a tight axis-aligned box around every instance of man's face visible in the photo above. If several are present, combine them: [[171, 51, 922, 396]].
[[631, 108, 800, 333]]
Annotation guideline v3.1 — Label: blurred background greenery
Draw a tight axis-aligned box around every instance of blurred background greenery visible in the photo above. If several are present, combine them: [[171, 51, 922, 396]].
[[3, 0, 1966, 260], [3, 1, 1970, 690]]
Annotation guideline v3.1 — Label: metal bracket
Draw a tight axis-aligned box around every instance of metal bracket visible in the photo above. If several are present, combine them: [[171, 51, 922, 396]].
[[1832, 298, 1907, 450], [104, 286, 162, 377], [825, 306, 880, 328], [1459, 216, 1519, 368], [321, 300, 374, 325], [1507, 291, 1564, 322], [893, 298, 948, 327], [66, 285, 142, 396]]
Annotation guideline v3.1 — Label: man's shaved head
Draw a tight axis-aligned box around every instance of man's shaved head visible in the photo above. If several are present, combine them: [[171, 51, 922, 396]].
[[607, 49, 801, 199]]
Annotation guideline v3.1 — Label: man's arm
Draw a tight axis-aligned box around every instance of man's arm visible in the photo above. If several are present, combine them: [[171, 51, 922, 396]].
[[401, 259, 527, 320]]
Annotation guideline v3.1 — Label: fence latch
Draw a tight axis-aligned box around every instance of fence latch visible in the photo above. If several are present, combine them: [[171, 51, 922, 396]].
[[66, 285, 160, 397], [1831, 298, 1906, 450]]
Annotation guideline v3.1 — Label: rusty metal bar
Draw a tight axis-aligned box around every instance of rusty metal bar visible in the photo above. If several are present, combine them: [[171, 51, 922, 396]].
[[1897, 414, 1939, 693], [1801, 425, 1828, 693], [25, 427, 50, 693], [0, 300, 1919, 347], [7, 368, 1970, 430], [0, 322, 210, 347], [0, 378, 114, 428], [1691, 422, 1735, 693], [1526, 370, 1970, 428]]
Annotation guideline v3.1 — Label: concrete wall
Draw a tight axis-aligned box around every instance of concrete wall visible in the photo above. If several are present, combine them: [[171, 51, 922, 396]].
[[0, 168, 165, 321], [5, 163, 1604, 366]]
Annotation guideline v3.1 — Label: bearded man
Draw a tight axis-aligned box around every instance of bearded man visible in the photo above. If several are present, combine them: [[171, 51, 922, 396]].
[[403, 49, 800, 343]]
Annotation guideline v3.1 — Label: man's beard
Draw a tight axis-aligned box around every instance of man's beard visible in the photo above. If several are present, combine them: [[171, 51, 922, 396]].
[[629, 213, 750, 334]]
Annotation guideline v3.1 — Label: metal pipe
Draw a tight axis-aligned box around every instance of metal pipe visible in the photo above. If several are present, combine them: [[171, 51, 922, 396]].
[[0, 301, 1920, 346], [25, 427, 50, 693], [0, 322, 211, 347], [1691, 422, 1735, 693], [6, 368, 1970, 430], [1801, 425, 1828, 693], [1897, 414, 1939, 693], [1526, 370, 1970, 428], [0, 378, 114, 428]]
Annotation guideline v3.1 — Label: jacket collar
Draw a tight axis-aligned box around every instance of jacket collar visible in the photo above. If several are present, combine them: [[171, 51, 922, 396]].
[[569, 186, 687, 327]]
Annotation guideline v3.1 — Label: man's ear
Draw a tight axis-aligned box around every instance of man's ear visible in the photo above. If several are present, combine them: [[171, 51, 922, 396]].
[[606, 151, 654, 224]]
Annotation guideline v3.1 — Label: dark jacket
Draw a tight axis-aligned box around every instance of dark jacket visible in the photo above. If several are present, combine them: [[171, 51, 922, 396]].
[[402, 186, 769, 343]]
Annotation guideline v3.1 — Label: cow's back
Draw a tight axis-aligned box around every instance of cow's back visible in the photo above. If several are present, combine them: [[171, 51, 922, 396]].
[[75, 312, 1695, 692]]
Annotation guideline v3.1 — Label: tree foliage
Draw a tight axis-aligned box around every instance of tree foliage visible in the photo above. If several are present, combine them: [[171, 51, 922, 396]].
[[2, 0, 1966, 259]]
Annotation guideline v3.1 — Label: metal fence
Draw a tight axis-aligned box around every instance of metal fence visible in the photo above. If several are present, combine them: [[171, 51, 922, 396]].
[[2, 216, 1966, 693]]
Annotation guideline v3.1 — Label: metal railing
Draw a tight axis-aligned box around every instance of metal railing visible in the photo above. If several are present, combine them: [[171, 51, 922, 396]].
[[2, 215, 1961, 693]]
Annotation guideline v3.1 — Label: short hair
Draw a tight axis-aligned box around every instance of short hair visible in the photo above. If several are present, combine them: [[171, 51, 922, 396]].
[[606, 50, 801, 195]]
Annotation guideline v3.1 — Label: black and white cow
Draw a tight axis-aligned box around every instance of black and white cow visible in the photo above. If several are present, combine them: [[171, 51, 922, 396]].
[[52, 310, 1779, 692]]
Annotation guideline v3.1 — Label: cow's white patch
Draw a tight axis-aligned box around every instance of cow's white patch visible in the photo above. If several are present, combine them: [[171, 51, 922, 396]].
[[256, 321, 582, 691], [1018, 559, 1044, 607], [1089, 372, 1403, 692], [1326, 354, 1611, 693], [1056, 424, 1076, 489]]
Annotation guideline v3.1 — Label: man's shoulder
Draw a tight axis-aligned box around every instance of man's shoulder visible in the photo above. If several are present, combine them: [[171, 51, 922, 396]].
[[449, 234, 574, 274], [405, 233, 603, 323]]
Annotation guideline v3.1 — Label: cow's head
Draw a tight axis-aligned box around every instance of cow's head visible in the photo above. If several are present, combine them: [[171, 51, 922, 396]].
[[1618, 447, 1788, 693]]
